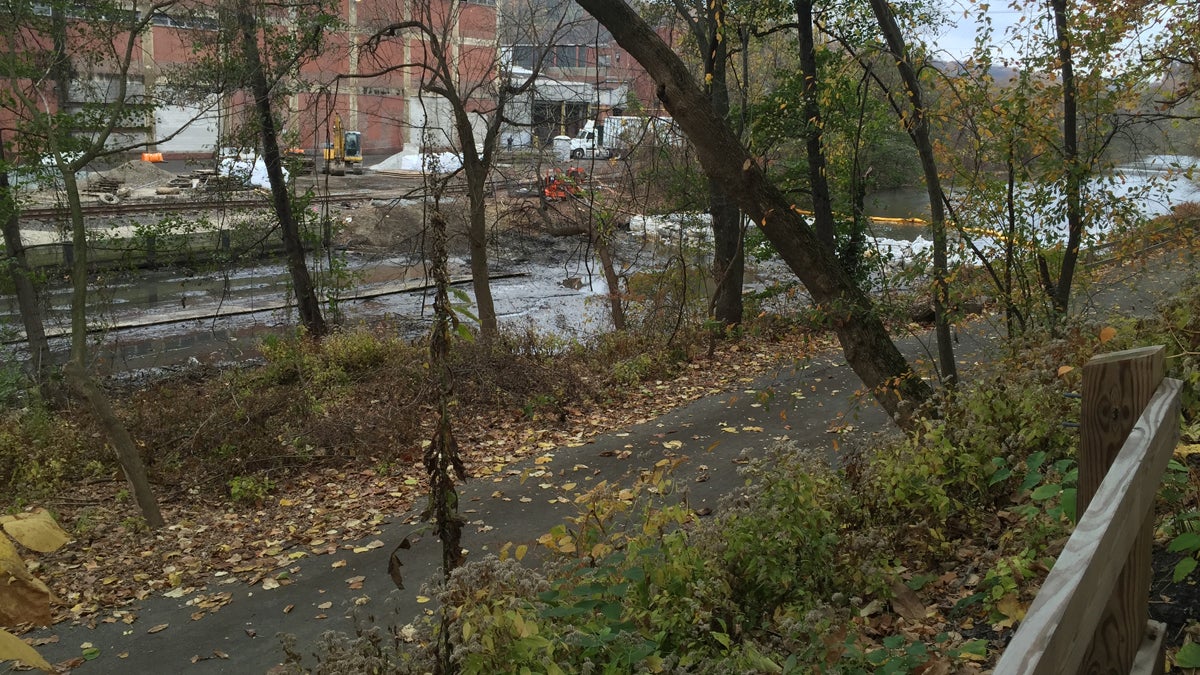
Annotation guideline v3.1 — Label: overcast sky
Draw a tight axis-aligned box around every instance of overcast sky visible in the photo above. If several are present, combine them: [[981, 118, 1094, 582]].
[[921, 0, 1039, 62]]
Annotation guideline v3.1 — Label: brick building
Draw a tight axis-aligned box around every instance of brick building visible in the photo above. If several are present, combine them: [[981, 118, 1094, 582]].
[[10, 0, 661, 161]]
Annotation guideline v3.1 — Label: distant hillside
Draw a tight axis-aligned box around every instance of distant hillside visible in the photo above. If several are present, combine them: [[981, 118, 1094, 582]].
[[932, 59, 1021, 84]]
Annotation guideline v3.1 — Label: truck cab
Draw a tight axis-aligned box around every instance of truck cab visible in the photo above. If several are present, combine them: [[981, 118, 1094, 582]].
[[569, 121, 615, 160]]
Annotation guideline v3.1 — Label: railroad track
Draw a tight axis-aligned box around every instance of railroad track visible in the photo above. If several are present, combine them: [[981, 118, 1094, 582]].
[[18, 191, 396, 220], [17, 166, 629, 220]]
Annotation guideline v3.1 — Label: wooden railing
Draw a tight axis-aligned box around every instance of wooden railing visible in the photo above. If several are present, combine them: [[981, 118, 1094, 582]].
[[995, 346, 1182, 674]]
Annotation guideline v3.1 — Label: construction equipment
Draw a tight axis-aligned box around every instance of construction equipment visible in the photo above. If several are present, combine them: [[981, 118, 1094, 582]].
[[322, 114, 363, 176]]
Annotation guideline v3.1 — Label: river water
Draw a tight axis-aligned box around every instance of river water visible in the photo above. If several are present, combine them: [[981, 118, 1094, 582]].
[[3, 156, 1198, 377]]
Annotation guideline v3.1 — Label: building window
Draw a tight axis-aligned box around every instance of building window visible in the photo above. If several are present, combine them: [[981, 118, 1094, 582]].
[[555, 44, 580, 68], [512, 45, 535, 69]]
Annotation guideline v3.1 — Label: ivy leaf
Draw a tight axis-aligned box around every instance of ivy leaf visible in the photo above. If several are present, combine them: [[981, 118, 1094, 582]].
[[1173, 557, 1197, 583], [1031, 484, 1061, 501], [1176, 642, 1200, 668], [1168, 532, 1200, 553]]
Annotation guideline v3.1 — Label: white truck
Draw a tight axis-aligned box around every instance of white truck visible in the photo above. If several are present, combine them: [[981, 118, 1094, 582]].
[[569, 116, 645, 159]]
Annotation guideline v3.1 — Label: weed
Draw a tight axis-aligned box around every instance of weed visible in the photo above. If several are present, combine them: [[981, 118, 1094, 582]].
[[228, 475, 276, 504]]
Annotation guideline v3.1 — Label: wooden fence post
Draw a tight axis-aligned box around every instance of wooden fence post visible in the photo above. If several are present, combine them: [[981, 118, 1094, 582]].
[[995, 346, 1180, 674], [1078, 346, 1164, 674]]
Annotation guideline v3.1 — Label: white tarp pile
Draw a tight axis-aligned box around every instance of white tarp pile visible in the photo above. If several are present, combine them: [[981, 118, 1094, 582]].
[[369, 151, 464, 174], [217, 152, 286, 189]]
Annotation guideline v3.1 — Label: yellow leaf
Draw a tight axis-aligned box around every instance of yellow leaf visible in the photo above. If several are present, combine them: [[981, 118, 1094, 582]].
[[1175, 444, 1200, 458], [416, 595, 431, 604], [1056, 365, 1074, 377], [662, 440, 682, 450], [742, 159, 751, 171], [0, 628, 54, 672], [996, 593, 1026, 621], [0, 541, 53, 626], [515, 544, 528, 561], [0, 509, 70, 553], [1099, 326, 1117, 343]]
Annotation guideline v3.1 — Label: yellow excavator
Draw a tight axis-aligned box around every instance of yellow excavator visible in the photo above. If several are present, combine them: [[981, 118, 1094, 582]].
[[323, 114, 362, 176]]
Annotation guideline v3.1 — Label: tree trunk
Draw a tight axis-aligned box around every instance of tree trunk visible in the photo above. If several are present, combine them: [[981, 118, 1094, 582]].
[[867, 0, 958, 384], [576, 0, 932, 427], [594, 225, 626, 331], [708, 181, 743, 326], [1048, 0, 1083, 318], [60, 169, 164, 529], [236, 3, 326, 338], [794, 0, 837, 252], [0, 152, 53, 392], [462, 153, 498, 340], [697, 3, 744, 327]]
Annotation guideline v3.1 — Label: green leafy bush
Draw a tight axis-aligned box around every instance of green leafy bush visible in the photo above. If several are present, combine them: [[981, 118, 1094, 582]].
[[228, 474, 275, 504]]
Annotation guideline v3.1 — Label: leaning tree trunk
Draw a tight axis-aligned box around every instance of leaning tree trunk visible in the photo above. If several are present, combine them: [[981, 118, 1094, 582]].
[[236, 3, 326, 338], [867, 0, 958, 384], [576, 0, 933, 427], [60, 169, 164, 529], [0, 153, 53, 393]]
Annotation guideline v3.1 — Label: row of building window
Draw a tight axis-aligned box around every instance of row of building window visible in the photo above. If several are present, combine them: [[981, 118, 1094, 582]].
[[511, 44, 605, 70]]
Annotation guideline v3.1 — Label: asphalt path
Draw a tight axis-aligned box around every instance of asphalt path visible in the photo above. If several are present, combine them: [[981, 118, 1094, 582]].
[[19, 250, 1196, 674]]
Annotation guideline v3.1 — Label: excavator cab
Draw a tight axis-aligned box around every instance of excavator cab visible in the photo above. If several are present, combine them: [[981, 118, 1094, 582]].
[[344, 131, 362, 174]]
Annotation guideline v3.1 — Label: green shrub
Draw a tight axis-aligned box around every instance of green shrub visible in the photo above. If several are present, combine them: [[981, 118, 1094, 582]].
[[713, 445, 852, 624], [228, 474, 275, 504], [0, 405, 100, 504]]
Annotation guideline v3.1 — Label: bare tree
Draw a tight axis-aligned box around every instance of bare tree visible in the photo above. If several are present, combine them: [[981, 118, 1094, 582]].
[[361, 0, 573, 340], [1, 0, 178, 527], [0, 138, 52, 393], [230, 0, 329, 337]]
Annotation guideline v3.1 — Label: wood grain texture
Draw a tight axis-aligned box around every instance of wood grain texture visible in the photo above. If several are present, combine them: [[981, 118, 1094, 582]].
[[1079, 346, 1164, 512], [1078, 347, 1163, 674], [994, 376, 1181, 675]]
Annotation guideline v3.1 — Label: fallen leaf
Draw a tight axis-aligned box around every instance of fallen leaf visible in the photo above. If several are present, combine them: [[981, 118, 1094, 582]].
[[0, 509, 71, 553], [890, 582, 925, 620], [147, 623, 169, 634], [317, 601, 332, 610], [0, 628, 54, 672]]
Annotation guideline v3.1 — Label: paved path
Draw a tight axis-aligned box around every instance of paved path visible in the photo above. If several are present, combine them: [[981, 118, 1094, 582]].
[[22, 250, 1196, 674]]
